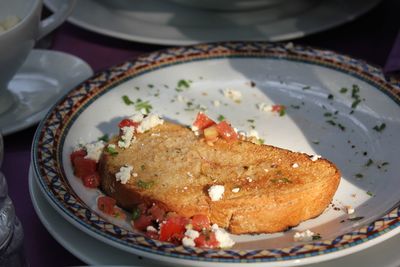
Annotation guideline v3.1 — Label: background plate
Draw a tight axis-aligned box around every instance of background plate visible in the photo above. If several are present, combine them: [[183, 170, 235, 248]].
[[45, 0, 381, 45]]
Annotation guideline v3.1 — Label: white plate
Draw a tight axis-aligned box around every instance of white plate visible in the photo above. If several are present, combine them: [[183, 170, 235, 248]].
[[28, 157, 400, 266], [45, 0, 380, 45], [0, 49, 93, 135], [32, 42, 400, 266]]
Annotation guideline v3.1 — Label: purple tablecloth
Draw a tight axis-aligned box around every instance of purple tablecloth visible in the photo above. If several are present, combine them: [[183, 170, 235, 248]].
[[2, 0, 400, 266]]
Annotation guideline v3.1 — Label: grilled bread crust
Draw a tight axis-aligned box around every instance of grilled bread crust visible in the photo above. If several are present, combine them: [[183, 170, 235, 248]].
[[99, 122, 341, 234]]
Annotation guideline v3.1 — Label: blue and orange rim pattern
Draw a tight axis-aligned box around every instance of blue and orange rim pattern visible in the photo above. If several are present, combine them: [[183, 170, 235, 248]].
[[32, 42, 400, 263]]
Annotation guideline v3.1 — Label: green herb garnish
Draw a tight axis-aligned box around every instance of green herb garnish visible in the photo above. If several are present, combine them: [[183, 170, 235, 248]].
[[290, 105, 300, 109], [279, 106, 286, 116], [365, 159, 374, 167], [340, 87, 348, 93], [137, 180, 155, 189], [140, 165, 145, 171], [355, 173, 363, 178], [122, 95, 134, 105], [373, 123, 386, 132], [326, 120, 336, 126], [106, 146, 118, 156], [98, 134, 109, 142], [247, 119, 255, 123], [351, 99, 361, 109], [338, 123, 346, 131], [135, 99, 152, 114], [258, 138, 265, 144], [217, 115, 225, 122], [177, 79, 190, 89], [148, 84, 154, 88], [312, 140, 320, 145], [302, 86, 310, 90], [312, 234, 322, 240], [327, 94, 334, 100], [132, 207, 141, 220], [366, 191, 374, 197], [324, 112, 332, 117]]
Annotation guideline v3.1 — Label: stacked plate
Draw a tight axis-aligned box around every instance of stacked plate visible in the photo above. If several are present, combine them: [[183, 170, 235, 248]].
[[30, 42, 400, 266]]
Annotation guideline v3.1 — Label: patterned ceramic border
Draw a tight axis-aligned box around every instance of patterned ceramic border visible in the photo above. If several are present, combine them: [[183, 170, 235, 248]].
[[32, 42, 400, 263]]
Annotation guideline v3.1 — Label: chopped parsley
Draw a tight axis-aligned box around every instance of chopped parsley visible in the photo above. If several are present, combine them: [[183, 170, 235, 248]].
[[312, 140, 320, 145], [98, 134, 109, 142], [337, 123, 346, 131], [324, 112, 332, 117], [366, 191, 374, 197], [140, 165, 145, 171], [373, 123, 386, 132], [302, 86, 310, 90], [257, 138, 265, 144], [327, 94, 334, 100], [122, 95, 134, 105], [290, 105, 300, 109], [351, 99, 361, 109], [247, 119, 255, 123], [148, 84, 154, 88], [176, 79, 191, 92], [132, 207, 141, 220], [326, 120, 336, 126], [365, 159, 374, 167], [340, 87, 348, 93], [312, 234, 322, 240], [355, 173, 363, 179], [217, 115, 225, 122], [137, 180, 155, 189], [135, 99, 152, 114], [106, 146, 118, 156], [279, 106, 286, 116]]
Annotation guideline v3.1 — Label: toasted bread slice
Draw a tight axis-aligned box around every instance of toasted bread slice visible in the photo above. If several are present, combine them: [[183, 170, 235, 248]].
[[99, 122, 340, 234]]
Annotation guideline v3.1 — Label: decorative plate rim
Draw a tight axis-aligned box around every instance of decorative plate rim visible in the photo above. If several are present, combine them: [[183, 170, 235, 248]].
[[32, 41, 400, 264]]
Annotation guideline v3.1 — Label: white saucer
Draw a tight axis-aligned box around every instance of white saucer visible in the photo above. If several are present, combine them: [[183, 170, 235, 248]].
[[28, 164, 400, 266], [0, 49, 93, 135], [45, 0, 380, 45]]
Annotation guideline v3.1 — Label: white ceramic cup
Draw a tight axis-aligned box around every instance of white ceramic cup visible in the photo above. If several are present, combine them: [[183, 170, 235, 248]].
[[0, 0, 76, 114]]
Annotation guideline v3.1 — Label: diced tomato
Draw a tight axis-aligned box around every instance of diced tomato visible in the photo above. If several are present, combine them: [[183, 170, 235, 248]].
[[70, 149, 87, 163], [72, 157, 97, 179], [133, 215, 153, 231], [194, 231, 219, 248], [203, 125, 219, 142], [82, 172, 100, 188], [97, 196, 116, 215], [118, 119, 139, 129], [193, 112, 216, 130], [191, 214, 210, 231], [216, 121, 238, 142], [271, 104, 284, 112], [148, 205, 166, 222], [159, 216, 189, 242]]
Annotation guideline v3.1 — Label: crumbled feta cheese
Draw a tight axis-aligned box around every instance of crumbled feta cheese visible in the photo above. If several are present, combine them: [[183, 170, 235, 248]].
[[246, 177, 253, 182], [223, 89, 242, 102], [118, 126, 135, 148], [129, 113, 144, 122], [257, 103, 273, 112], [292, 163, 299, 168], [84, 140, 105, 162], [137, 114, 164, 133], [247, 129, 259, 139], [208, 185, 225, 201], [146, 225, 157, 232], [185, 229, 200, 240], [211, 224, 235, 248], [293, 229, 315, 242], [182, 237, 196, 247], [187, 172, 193, 178], [132, 172, 138, 177], [310, 154, 321, 161], [232, 187, 240, 193], [212, 100, 220, 107], [115, 165, 133, 184], [345, 205, 355, 215]]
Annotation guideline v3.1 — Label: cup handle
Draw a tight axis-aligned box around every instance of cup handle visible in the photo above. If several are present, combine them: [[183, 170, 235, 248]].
[[37, 0, 76, 40]]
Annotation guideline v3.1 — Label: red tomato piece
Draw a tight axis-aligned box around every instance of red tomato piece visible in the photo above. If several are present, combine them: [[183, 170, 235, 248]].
[[72, 157, 97, 179], [70, 149, 87, 164], [118, 119, 139, 129], [216, 121, 238, 142], [133, 215, 153, 231], [97, 196, 116, 215], [272, 104, 284, 112], [148, 204, 166, 222], [194, 232, 219, 248], [159, 216, 189, 242], [193, 112, 216, 130], [191, 214, 210, 231], [82, 172, 100, 188]]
